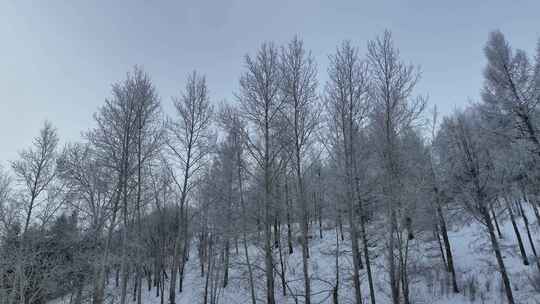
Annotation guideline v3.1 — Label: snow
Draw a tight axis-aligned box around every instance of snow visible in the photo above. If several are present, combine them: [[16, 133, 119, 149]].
[[50, 206, 540, 304]]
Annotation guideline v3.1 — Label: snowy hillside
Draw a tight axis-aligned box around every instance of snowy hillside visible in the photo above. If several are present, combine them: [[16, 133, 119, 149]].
[[50, 208, 540, 304]]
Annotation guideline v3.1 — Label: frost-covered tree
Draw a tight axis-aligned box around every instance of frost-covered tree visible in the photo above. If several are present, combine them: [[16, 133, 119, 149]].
[[166, 71, 213, 304], [325, 40, 375, 304], [367, 30, 426, 304], [238, 42, 284, 304], [436, 107, 515, 304], [280, 36, 319, 304]]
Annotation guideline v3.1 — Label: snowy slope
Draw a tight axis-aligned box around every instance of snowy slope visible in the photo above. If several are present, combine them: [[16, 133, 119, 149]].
[[50, 207, 540, 304]]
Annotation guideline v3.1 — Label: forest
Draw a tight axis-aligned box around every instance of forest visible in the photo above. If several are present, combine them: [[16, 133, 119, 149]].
[[1, 30, 540, 304]]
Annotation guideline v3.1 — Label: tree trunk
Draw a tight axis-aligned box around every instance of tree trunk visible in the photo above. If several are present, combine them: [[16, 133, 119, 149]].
[[285, 178, 294, 255], [389, 208, 399, 304], [238, 162, 257, 304], [278, 233, 287, 296], [483, 207, 515, 304], [434, 223, 447, 268], [223, 240, 230, 288], [437, 205, 459, 293], [347, 194, 363, 304], [517, 199, 540, 269], [338, 211, 344, 241], [179, 220, 189, 293], [504, 198, 529, 265], [333, 224, 340, 304], [169, 224, 181, 304], [360, 212, 376, 304], [491, 205, 503, 239]]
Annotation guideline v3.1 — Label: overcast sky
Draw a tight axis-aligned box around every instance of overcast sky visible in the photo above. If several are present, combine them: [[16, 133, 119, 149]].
[[2, 0, 539, 166]]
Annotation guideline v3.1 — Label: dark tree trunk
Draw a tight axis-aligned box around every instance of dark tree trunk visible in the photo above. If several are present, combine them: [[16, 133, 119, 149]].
[[361, 213, 376, 304], [437, 205, 459, 293], [338, 211, 344, 241], [434, 223, 448, 267], [517, 199, 540, 269], [223, 240, 230, 288], [115, 266, 120, 288], [491, 205, 503, 239], [483, 207, 515, 304], [505, 198, 529, 265]]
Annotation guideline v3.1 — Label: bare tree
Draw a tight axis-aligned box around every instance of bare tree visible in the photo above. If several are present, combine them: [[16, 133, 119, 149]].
[[367, 30, 426, 304], [428, 107, 459, 293], [11, 121, 59, 235], [167, 71, 213, 304], [436, 108, 515, 304], [325, 40, 374, 304], [238, 42, 284, 304], [57, 143, 118, 304], [88, 66, 159, 304], [280, 36, 319, 304], [8, 122, 60, 304]]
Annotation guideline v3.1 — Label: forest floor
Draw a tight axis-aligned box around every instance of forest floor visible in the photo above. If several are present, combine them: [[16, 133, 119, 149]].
[[51, 206, 540, 304]]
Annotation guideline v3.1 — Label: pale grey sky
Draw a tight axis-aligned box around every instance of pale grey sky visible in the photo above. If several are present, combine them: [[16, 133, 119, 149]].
[[2, 0, 539, 165]]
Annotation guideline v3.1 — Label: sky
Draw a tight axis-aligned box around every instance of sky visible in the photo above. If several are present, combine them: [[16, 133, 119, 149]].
[[1, 0, 539, 166]]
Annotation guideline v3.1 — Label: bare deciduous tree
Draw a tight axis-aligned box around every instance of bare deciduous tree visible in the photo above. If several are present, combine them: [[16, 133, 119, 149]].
[[280, 36, 319, 304], [167, 71, 213, 304]]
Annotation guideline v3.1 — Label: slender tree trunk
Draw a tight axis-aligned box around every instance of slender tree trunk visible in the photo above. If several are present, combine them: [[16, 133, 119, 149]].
[[179, 213, 189, 293], [93, 187, 121, 304], [273, 216, 280, 249], [263, 116, 276, 304], [389, 208, 399, 304], [517, 199, 540, 269], [278, 232, 287, 297], [491, 205, 503, 239], [203, 236, 213, 304], [238, 162, 257, 304], [504, 197, 529, 265], [338, 211, 344, 241], [223, 240, 230, 288], [285, 179, 293, 255], [133, 269, 138, 302], [400, 235, 411, 304], [483, 207, 515, 304], [437, 205, 459, 293], [318, 198, 323, 239], [294, 134, 311, 304], [347, 190, 363, 304], [119, 164, 130, 304], [147, 266, 152, 292], [360, 212, 376, 304], [333, 224, 340, 304], [434, 223, 447, 268], [115, 266, 120, 288], [169, 215, 182, 304]]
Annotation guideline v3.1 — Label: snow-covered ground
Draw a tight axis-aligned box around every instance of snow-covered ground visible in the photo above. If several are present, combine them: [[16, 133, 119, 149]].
[[51, 207, 540, 304]]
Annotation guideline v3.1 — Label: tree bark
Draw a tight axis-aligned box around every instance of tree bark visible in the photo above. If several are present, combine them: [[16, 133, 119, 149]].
[[491, 205, 503, 239], [517, 199, 540, 269], [483, 207, 515, 304], [437, 205, 459, 293], [504, 197, 529, 265]]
